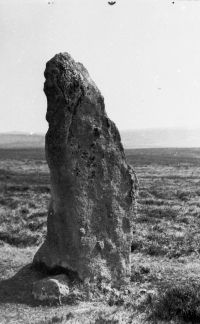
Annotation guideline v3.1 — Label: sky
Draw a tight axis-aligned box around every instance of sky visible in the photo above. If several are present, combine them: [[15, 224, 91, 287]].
[[1, 0, 200, 133]]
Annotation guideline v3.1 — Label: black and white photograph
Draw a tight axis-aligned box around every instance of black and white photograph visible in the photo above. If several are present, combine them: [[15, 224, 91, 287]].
[[1, 0, 200, 323]]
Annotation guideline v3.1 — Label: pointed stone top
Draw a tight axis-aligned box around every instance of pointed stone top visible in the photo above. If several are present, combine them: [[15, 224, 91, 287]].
[[44, 52, 101, 97]]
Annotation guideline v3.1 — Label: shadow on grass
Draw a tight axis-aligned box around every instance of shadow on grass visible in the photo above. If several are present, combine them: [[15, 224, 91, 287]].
[[0, 264, 44, 306]]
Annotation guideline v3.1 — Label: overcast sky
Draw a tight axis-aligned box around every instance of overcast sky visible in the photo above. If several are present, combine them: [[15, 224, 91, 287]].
[[1, 0, 200, 133]]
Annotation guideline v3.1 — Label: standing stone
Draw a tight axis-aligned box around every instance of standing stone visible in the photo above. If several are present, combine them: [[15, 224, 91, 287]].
[[33, 52, 138, 286]]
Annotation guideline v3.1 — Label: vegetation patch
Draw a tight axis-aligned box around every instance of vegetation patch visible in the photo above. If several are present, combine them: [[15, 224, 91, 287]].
[[149, 281, 200, 322], [1, 148, 200, 322]]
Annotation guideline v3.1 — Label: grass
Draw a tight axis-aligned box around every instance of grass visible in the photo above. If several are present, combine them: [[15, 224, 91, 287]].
[[0, 153, 49, 248], [1, 147, 200, 322], [149, 281, 200, 322]]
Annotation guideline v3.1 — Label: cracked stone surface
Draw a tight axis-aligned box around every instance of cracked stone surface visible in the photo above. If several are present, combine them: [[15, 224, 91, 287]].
[[33, 52, 138, 285]]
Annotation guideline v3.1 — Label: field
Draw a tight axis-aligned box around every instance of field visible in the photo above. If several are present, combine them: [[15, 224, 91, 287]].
[[1, 147, 200, 323]]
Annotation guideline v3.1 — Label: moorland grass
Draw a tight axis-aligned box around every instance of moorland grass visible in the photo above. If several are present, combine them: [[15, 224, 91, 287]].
[[150, 281, 200, 322], [1, 148, 200, 322]]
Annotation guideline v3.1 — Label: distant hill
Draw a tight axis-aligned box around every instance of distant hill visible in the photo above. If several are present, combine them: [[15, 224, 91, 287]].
[[0, 128, 200, 149], [120, 128, 200, 148], [0, 133, 44, 148]]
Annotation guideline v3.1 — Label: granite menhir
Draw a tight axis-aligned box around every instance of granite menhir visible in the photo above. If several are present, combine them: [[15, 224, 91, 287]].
[[33, 53, 138, 286]]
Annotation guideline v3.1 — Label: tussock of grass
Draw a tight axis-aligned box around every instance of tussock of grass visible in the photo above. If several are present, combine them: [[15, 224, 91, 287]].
[[131, 264, 150, 283], [150, 281, 200, 322], [95, 315, 119, 323], [37, 314, 65, 324], [140, 198, 166, 206], [0, 230, 43, 247]]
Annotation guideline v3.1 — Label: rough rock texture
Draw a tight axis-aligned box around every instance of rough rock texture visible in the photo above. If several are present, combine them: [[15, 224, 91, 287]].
[[33, 52, 138, 285], [32, 275, 69, 303]]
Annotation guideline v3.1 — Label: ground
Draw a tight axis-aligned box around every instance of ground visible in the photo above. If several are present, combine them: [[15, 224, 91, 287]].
[[1, 147, 200, 323]]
